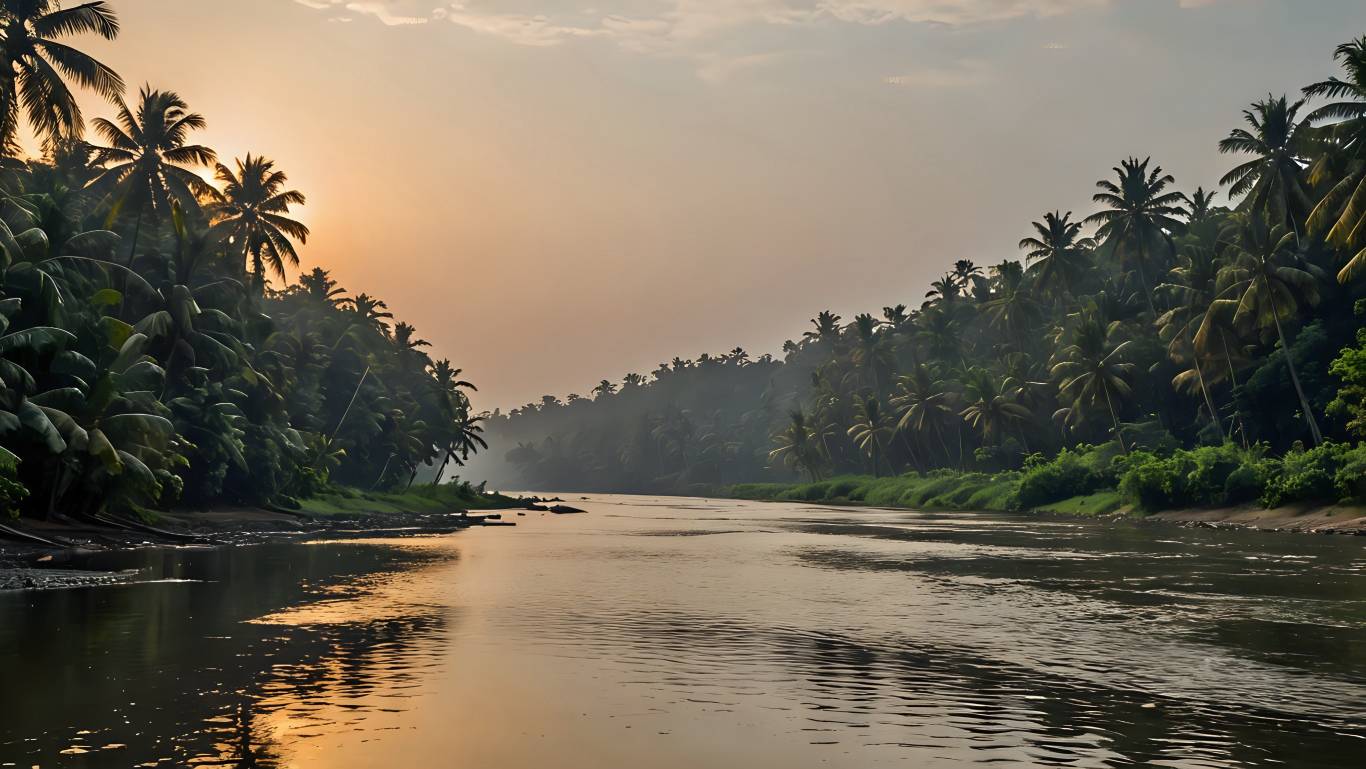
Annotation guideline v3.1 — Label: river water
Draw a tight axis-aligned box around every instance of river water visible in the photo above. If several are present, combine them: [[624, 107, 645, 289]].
[[2, 495, 1364, 768]]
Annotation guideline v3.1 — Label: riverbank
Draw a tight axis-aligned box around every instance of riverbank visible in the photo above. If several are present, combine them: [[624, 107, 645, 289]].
[[0, 484, 532, 588], [726, 475, 1366, 535]]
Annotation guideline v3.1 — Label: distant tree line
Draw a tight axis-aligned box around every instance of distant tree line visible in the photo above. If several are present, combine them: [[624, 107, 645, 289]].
[[479, 36, 1366, 497]]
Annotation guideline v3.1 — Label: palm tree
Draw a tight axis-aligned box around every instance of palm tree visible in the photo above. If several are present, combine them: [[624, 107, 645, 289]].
[[342, 293, 394, 337], [0, 0, 123, 154], [1086, 157, 1189, 315], [1185, 187, 1218, 226], [1156, 246, 1228, 441], [803, 310, 841, 342], [592, 379, 617, 398], [298, 267, 348, 307], [1051, 316, 1136, 452], [207, 154, 309, 292], [925, 273, 960, 303], [1019, 211, 1094, 299], [1219, 94, 1313, 235], [958, 367, 1031, 447], [769, 410, 824, 482], [846, 395, 893, 477], [950, 259, 983, 289], [1213, 214, 1326, 444], [87, 86, 218, 264], [981, 260, 1043, 347], [1303, 37, 1366, 282], [850, 313, 891, 391], [891, 365, 959, 466]]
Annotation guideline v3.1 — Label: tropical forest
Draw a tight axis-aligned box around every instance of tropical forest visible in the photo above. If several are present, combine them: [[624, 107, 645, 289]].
[[0, 1, 487, 537], [478, 35, 1366, 516]]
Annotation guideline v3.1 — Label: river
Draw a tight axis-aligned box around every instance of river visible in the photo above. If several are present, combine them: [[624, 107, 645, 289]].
[[2, 495, 1364, 768]]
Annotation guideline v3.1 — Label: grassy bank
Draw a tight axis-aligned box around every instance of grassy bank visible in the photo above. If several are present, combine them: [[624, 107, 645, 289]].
[[725, 440, 1366, 533], [729, 473, 1024, 513], [292, 483, 521, 519]]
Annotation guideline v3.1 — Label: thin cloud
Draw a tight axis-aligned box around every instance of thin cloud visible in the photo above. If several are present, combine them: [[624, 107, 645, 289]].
[[884, 59, 993, 88], [294, 1, 1120, 79]]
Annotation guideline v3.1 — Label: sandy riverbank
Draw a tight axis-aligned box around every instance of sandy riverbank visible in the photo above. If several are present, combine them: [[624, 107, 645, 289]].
[[1147, 503, 1366, 534]]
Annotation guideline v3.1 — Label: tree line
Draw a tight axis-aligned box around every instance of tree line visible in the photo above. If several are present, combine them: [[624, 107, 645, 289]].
[[0, 1, 485, 530], [478, 36, 1366, 501]]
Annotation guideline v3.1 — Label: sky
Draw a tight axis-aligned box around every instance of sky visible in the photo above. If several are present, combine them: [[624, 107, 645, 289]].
[[53, 0, 1366, 410]]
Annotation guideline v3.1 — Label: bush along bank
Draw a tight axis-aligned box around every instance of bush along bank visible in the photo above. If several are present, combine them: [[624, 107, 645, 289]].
[[727, 440, 1366, 531]]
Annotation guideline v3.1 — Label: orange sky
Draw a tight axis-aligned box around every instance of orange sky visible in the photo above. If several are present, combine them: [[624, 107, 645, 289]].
[[49, 0, 1366, 409]]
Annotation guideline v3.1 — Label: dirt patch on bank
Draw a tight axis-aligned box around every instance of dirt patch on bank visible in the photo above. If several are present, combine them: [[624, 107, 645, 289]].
[[1148, 504, 1366, 534]]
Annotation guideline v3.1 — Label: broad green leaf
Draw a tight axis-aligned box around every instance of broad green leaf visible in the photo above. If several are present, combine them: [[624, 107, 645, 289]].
[[86, 428, 122, 473], [90, 288, 123, 308], [0, 326, 75, 356], [19, 401, 66, 455]]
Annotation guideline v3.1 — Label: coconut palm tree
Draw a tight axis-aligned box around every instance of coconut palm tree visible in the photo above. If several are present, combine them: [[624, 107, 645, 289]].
[[0, 0, 123, 154], [87, 86, 218, 264], [1304, 37, 1366, 283], [891, 365, 959, 466], [1085, 157, 1189, 315], [298, 267, 347, 307], [769, 410, 824, 482], [925, 273, 960, 304], [1157, 246, 1229, 441], [1185, 187, 1218, 226], [1213, 214, 1326, 444], [803, 310, 841, 343], [1051, 316, 1136, 452], [1219, 94, 1313, 235], [1019, 211, 1094, 299], [207, 154, 309, 292], [958, 367, 1031, 447], [846, 395, 893, 477], [341, 293, 393, 337], [981, 260, 1043, 347]]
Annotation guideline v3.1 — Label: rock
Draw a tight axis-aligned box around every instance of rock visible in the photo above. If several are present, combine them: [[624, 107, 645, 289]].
[[549, 505, 586, 514]]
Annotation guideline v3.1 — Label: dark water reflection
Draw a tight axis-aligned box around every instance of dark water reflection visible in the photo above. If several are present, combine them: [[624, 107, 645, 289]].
[[1, 496, 1364, 768]]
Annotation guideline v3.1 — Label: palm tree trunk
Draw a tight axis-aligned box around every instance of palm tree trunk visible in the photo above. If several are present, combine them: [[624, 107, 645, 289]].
[[956, 422, 965, 470], [125, 208, 145, 268], [1191, 343, 1224, 442], [1264, 278, 1323, 445], [433, 450, 453, 486], [1134, 242, 1158, 318], [934, 425, 952, 470], [1220, 334, 1250, 449], [1103, 387, 1128, 454]]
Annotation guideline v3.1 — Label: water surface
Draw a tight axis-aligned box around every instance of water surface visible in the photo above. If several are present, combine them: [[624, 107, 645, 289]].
[[2, 496, 1364, 767]]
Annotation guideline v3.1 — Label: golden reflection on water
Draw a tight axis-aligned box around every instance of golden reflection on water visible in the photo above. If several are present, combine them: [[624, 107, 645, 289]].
[[4, 497, 1366, 768]]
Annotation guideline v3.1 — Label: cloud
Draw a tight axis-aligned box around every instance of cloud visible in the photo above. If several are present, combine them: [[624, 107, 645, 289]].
[[884, 59, 993, 88], [295, 1, 1114, 78], [298, 1, 1113, 40], [294, 0, 428, 26]]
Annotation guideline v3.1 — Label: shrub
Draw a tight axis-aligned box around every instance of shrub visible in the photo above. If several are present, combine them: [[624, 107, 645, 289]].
[[0, 456, 27, 519], [1335, 445, 1366, 502], [1117, 444, 1270, 512], [1223, 465, 1265, 505], [1013, 448, 1107, 509], [1261, 442, 1352, 508]]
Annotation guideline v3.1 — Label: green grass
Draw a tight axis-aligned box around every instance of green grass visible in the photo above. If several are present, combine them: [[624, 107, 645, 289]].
[[730, 472, 1021, 512], [1031, 491, 1128, 516], [728, 472, 1134, 518], [295, 484, 519, 518]]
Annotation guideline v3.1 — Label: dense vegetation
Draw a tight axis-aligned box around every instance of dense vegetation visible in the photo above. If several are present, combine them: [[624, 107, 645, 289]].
[[0, 1, 486, 531], [479, 36, 1366, 513]]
